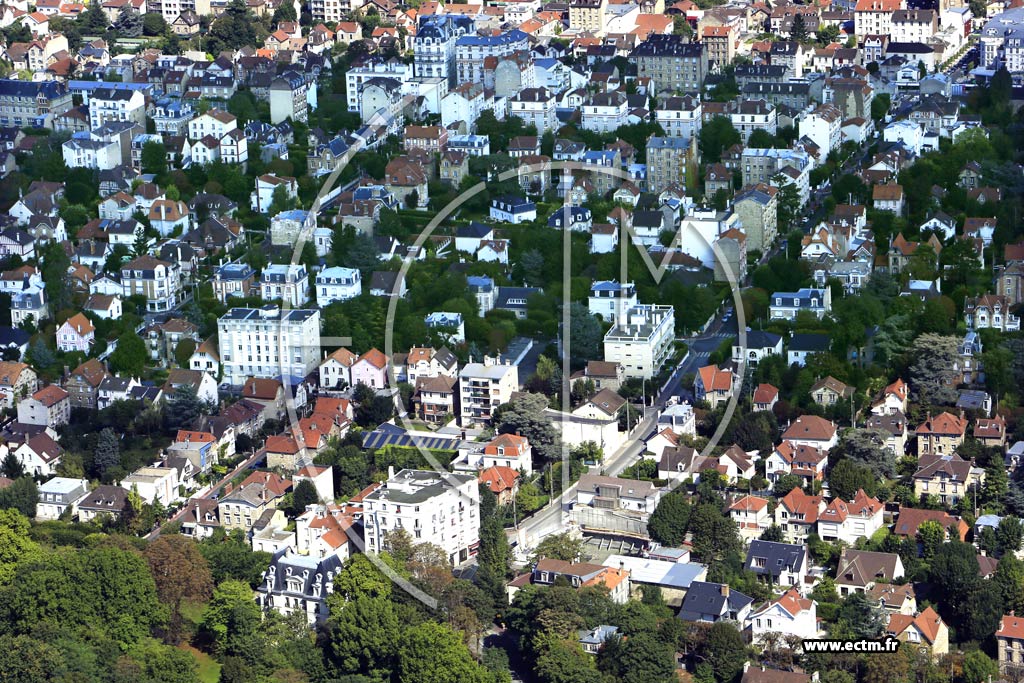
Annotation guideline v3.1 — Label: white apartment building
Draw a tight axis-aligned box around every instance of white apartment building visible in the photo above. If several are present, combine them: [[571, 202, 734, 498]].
[[269, 72, 309, 125], [414, 14, 474, 85], [187, 109, 237, 141], [582, 92, 628, 133], [981, 7, 1024, 74], [730, 99, 777, 142], [588, 281, 638, 322], [120, 254, 182, 313], [362, 469, 480, 566], [603, 304, 676, 380], [891, 9, 937, 44], [315, 267, 362, 305], [509, 87, 557, 132], [657, 95, 702, 139], [260, 264, 310, 308], [799, 104, 843, 156], [122, 466, 179, 507], [87, 87, 146, 131], [345, 60, 413, 112], [217, 307, 322, 385], [455, 29, 529, 85], [459, 361, 519, 426], [62, 135, 121, 171], [854, 0, 904, 38]]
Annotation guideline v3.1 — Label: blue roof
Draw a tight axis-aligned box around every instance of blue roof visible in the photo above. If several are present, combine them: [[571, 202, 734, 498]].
[[0, 79, 67, 99], [591, 280, 625, 292], [456, 29, 527, 47], [467, 275, 494, 287], [547, 206, 591, 227]]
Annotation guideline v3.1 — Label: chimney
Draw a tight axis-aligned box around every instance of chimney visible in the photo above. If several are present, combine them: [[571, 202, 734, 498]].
[[387, 465, 395, 480], [720, 584, 729, 597]]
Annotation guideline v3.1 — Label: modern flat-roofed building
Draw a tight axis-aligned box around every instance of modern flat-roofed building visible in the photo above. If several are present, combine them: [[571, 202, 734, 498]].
[[362, 469, 480, 565], [217, 307, 321, 385], [603, 304, 676, 379]]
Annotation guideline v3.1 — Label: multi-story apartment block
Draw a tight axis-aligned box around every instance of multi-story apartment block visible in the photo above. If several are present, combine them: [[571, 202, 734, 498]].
[[509, 87, 557, 132], [588, 281, 638, 322], [315, 267, 362, 305], [455, 29, 529, 85], [740, 147, 811, 204], [363, 469, 480, 566], [345, 59, 413, 112], [260, 264, 310, 308], [269, 72, 308, 125], [892, 9, 938, 43], [603, 304, 676, 379], [730, 99, 777, 143], [656, 95, 702, 139], [569, 0, 608, 34], [87, 87, 146, 131], [187, 108, 237, 141], [414, 14, 474, 85], [646, 136, 698, 194], [732, 184, 778, 252], [799, 103, 842, 155], [0, 79, 71, 130], [981, 7, 1024, 75], [216, 307, 322, 385], [17, 384, 70, 428], [854, 0, 905, 38], [581, 91, 628, 133], [120, 255, 182, 313], [702, 25, 736, 69], [459, 361, 519, 426], [915, 411, 968, 457], [632, 35, 708, 94]]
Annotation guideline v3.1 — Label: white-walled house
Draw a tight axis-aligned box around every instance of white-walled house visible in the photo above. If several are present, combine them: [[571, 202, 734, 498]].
[[56, 313, 95, 353], [748, 588, 818, 644], [576, 474, 661, 514], [816, 489, 884, 544], [315, 267, 362, 305]]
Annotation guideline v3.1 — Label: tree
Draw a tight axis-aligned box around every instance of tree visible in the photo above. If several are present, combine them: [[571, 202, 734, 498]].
[[291, 479, 320, 515], [141, 140, 167, 176], [790, 12, 808, 42], [930, 541, 983, 628], [614, 633, 676, 683], [144, 535, 214, 637], [493, 393, 562, 463], [531, 532, 585, 563], [833, 429, 894, 479], [0, 476, 39, 518], [700, 622, 748, 683], [836, 592, 885, 638], [142, 12, 167, 35], [828, 459, 877, 500], [109, 330, 147, 376], [397, 621, 488, 683], [688, 504, 742, 564], [332, 553, 393, 602], [533, 632, 599, 683], [908, 334, 960, 407], [982, 345, 1015, 407], [917, 520, 946, 560], [164, 384, 205, 430], [328, 596, 401, 679], [773, 177, 802, 230], [199, 529, 271, 587], [997, 516, 1023, 556], [647, 493, 691, 546], [174, 338, 196, 368], [0, 509, 42, 586], [871, 93, 891, 122], [354, 394, 395, 427], [773, 474, 803, 496], [699, 116, 741, 165], [200, 580, 263, 657], [963, 650, 999, 683], [569, 302, 602, 368], [995, 554, 1024, 618], [113, 6, 143, 36], [760, 524, 785, 542], [94, 427, 121, 479], [1, 451, 24, 480]]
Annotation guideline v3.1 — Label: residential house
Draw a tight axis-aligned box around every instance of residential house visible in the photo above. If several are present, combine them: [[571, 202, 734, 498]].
[[35, 477, 89, 521], [678, 581, 754, 624], [809, 376, 854, 407], [893, 507, 969, 543], [0, 361, 35, 409], [729, 495, 772, 541], [55, 313, 95, 353], [834, 548, 906, 596], [17, 384, 70, 428], [912, 454, 984, 506], [77, 485, 130, 523], [64, 358, 109, 408], [14, 433, 63, 477], [915, 411, 968, 457], [748, 588, 818, 644], [886, 607, 948, 656], [781, 415, 838, 450], [774, 487, 825, 543], [817, 489, 884, 544]]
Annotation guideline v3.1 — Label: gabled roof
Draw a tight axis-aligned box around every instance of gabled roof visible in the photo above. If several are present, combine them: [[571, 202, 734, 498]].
[[781, 415, 836, 442], [753, 383, 779, 404], [886, 606, 944, 644], [836, 548, 901, 587], [479, 465, 519, 493], [915, 411, 968, 436]]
